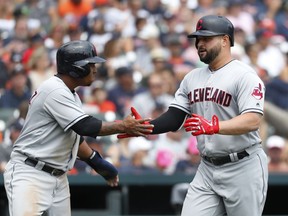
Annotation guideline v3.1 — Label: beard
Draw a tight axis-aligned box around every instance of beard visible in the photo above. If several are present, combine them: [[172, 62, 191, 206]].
[[198, 43, 221, 64]]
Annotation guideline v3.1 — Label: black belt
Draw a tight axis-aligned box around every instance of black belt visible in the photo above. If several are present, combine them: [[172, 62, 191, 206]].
[[24, 157, 65, 176], [202, 150, 249, 166]]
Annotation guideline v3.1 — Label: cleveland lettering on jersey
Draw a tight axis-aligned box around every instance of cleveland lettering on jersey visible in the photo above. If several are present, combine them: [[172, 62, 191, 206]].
[[188, 87, 232, 106]]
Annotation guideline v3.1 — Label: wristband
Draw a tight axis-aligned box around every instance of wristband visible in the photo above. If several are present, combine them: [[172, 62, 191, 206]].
[[86, 150, 118, 180]]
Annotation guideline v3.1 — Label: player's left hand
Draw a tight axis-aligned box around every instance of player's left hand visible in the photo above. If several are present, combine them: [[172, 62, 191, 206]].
[[117, 107, 151, 139], [86, 150, 119, 186], [184, 114, 219, 136]]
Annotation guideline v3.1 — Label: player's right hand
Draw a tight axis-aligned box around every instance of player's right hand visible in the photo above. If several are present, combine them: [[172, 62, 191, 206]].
[[184, 114, 219, 136], [106, 175, 119, 187], [117, 107, 153, 139]]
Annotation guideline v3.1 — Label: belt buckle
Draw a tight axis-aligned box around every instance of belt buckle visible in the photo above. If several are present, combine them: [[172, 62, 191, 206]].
[[51, 169, 63, 176]]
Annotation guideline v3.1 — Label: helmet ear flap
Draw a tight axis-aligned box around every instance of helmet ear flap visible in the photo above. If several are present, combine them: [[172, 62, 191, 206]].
[[69, 64, 90, 78], [68, 71, 80, 78]]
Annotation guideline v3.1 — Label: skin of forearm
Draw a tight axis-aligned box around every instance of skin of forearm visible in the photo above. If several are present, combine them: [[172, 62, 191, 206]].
[[218, 113, 262, 135], [97, 121, 126, 136], [77, 140, 93, 160]]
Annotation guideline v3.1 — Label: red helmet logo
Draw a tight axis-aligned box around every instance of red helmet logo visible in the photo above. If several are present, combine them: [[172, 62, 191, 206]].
[[196, 20, 203, 30]]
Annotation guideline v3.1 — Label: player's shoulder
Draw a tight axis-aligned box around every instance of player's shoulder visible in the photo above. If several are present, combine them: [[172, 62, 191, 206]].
[[37, 76, 72, 97], [229, 59, 257, 74], [39, 76, 66, 90]]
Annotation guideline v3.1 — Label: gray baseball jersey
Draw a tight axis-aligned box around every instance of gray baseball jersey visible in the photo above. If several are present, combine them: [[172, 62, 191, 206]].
[[169, 59, 268, 216], [170, 59, 265, 157], [11, 76, 89, 171]]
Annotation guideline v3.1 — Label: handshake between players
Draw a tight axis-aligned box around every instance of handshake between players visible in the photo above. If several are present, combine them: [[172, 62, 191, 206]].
[[117, 107, 220, 139], [96, 107, 219, 186]]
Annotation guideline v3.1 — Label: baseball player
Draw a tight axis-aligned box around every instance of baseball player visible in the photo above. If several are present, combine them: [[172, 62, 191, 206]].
[[120, 15, 268, 216], [3, 40, 153, 216]]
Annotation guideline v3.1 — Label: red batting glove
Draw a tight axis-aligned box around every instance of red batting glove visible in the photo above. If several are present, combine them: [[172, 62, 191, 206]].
[[183, 114, 219, 136], [117, 107, 150, 139]]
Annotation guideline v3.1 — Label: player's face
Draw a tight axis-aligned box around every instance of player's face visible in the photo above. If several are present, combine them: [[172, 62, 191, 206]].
[[196, 36, 222, 64], [81, 64, 98, 86]]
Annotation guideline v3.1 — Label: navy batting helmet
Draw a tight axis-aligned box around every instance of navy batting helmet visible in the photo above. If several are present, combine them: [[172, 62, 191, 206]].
[[188, 15, 234, 46], [56, 40, 105, 78]]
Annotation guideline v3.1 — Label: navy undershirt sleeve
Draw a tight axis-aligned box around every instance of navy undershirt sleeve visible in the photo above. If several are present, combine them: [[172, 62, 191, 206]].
[[150, 107, 188, 134], [71, 116, 102, 138]]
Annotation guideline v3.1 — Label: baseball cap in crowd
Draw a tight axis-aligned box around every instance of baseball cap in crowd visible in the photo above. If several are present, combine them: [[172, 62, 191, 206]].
[[128, 137, 152, 155], [150, 48, 169, 62], [266, 135, 286, 149], [255, 29, 274, 39], [138, 23, 160, 40], [115, 66, 133, 77]]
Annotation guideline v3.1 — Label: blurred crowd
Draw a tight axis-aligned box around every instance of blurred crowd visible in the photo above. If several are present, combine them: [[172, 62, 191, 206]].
[[0, 0, 288, 177]]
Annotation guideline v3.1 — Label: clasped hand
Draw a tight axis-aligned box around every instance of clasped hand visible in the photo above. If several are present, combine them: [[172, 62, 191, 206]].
[[118, 107, 154, 139], [184, 114, 219, 136]]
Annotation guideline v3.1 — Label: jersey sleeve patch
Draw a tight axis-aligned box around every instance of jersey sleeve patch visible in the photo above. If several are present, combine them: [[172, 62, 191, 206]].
[[251, 83, 264, 100]]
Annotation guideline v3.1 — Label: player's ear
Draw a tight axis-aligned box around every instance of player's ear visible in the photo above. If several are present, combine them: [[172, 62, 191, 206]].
[[222, 35, 230, 47]]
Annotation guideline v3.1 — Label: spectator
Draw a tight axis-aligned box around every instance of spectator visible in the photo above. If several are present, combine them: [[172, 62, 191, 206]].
[[256, 28, 285, 78], [263, 50, 288, 138], [0, 119, 24, 172], [107, 66, 146, 117], [244, 42, 270, 83], [226, 0, 256, 40], [155, 148, 174, 173], [103, 0, 136, 38], [174, 136, 200, 174], [21, 33, 46, 71], [158, 67, 178, 96], [0, 99, 28, 173], [0, 69, 31, 109], [170, 136, 200, 215], [193, 0, 221, 18], [134, 23, 162, 77], [263, 101, 288, 139], [27, 46, 55, 92], [2, 15, 30, 50], [44, 20, 70, 65], [83, 80, 116, 115], [129, 72, 174, 118], [149, 47, 171, 74], [0, 58, 10, 92], [21, 0, 58, 35], [86, 11, 113, 54], [265, 60, 288, 110], [266, 135, 288, 173], [143, 0, 165, 23], [165, 33, 195, 83], [148, 129, 190, 174], [58, 0, 93, 21], [118, 136, 159, 174], [102, 37, 135, 81], [0, 0, 15, 34]]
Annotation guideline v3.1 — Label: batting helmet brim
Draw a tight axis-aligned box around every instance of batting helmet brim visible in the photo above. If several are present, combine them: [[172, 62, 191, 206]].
[[74, 56, 106, 66], [187, 30, 225, 38]]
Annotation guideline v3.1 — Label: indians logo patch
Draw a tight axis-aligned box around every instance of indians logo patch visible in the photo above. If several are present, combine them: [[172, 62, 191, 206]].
[[251, 83, 263, 100]]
